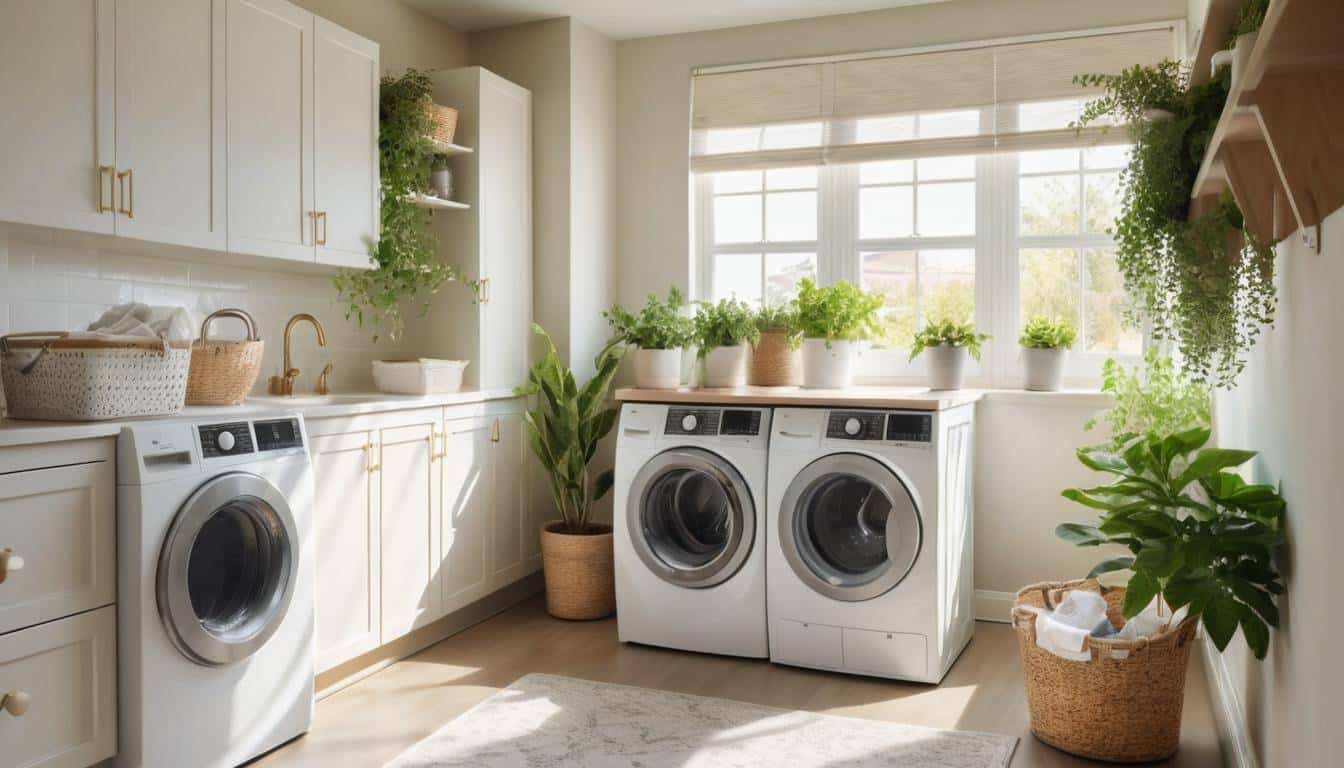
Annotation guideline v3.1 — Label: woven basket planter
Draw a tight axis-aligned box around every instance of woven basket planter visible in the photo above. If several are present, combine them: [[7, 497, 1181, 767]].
[[1011, 579, 1199, 763], [540, 522, 614, 620], [186, 309, 264, 405], [421, 98, 458, 146], [749, 330, 801, 386]]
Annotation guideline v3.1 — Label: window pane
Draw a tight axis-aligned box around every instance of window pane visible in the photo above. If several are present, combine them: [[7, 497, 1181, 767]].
[[713, 170, 762, 194], [1019, 148, 1080, 174], [765, 191, 817, 241], [1084, 144, 1132, 170], [1020, 248, 1079, 325], [1084, 249, 1141, 354], [766, 166, 818, 190], [861, 250, 916, 349], [920, 249, 975, 325], [1084, 172, 1122, 234], [918, 110, 980, 138], [856, 115, 916, 144], [917, 155, 975, 181], [859, 186, 914, 239], [712, 253, 762, 303], [917, 182, 975, 237], [761, 121, 823, 149], [1018, 99, 1081, 131], [714, 194, 762, 244], [860, 160, 913, 185], [764, 252, 816, 305], [1020, 174, 1080, 235], [705, 127, 761, 155]]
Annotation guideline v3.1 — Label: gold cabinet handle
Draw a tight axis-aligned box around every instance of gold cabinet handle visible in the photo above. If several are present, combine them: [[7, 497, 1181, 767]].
[[479, 277, 490, 304], [364, 444, 381, 473], [1, 689, 30, 717], [97, 166, 115, 213], [490, 418, 500, 443], [0, 548, 23, 584], [430, 431, 446, 461], [116, 169, 133, 218], [318, 211, 328, 246]]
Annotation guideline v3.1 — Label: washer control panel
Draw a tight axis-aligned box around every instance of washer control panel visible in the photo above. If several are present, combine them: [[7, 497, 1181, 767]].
[[718, 409, 763, 436], [826, 410, 885, 440], [198, 422, 255, 458], [664, 408, 720, 436], [885, 412, 932, 443], [255, 418, 304, 452]]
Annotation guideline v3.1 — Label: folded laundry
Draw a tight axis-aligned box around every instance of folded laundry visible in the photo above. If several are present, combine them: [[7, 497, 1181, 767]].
[[1024, 589, 1190, 661], [76, 303, 194, 342]]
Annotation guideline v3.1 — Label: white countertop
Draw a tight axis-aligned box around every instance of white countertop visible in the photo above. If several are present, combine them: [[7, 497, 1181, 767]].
[[615, 385, 984, 411]]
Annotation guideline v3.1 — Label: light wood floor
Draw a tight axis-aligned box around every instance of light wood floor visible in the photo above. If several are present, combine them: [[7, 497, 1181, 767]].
[[257, 594, 1223, 767]]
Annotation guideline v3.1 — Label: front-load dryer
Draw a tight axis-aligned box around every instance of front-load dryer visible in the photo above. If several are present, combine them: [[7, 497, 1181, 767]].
[[766, 406, 974, 683], [116, 415, 314, 768], [614, 403, 770, 658]]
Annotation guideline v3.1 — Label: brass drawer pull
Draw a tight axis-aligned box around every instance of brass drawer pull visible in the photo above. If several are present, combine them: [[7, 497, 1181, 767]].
[[0, 548, 24, 584], [364, 444, 380, 473], [97, 165, 114, 213], [116, 169, 133, 218]]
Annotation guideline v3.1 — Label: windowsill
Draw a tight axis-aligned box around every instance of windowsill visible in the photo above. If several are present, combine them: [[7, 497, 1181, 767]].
[[972, 388, 1112, 408]]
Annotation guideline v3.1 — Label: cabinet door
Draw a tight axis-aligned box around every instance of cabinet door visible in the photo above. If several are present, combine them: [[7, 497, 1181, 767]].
[[226, 0, 314, 262], [440, 416, 491, 614], [0, 0, 114, 234], [314, 17, 379, 270], [114, 0, 226, 250], [311, 431, 380, 673], [379, 421, 441, 640], [490, 413, 534, 586]]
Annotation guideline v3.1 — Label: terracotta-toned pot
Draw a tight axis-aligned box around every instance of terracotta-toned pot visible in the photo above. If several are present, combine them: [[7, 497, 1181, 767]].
[[749, 330, 801, 386], [540, 522, 614, 620]]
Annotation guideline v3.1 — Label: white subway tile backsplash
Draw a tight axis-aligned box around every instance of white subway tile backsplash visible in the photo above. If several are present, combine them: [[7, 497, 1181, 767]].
[[11, 300, 69, 332]]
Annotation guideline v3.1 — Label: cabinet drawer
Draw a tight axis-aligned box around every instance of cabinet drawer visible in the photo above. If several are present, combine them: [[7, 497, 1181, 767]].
[[842, 628, 927, 679], [0, 606, 117, 768], [0, 462, 116, 634], [774, 619, 843, 669]]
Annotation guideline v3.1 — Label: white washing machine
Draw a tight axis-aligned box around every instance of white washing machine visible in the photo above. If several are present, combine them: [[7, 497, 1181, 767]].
[[116, 415, 315, 768], [613, 403, 771, 658], [767, 406, 974, 683]]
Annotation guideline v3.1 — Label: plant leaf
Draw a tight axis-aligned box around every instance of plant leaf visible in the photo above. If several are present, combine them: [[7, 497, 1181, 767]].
[[1237, 602, 1270, 660], [1202, 591, 1240, 651], [1174, 448, 1257, 491], [1122, 570, 1159, 619], [1055, 523, 1107, 546], [1087, 556, 1135, 579]]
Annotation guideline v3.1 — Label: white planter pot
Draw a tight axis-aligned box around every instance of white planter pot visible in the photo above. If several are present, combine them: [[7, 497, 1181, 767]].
[[926, 345, 968, 390], [702, 344, 749, 388], [633, 348, 682, 389], [430, 168, 453, 199], [801, 338, 855, 389], [1232, 31, 1259, 90], [1022, 347, 1066, 391]]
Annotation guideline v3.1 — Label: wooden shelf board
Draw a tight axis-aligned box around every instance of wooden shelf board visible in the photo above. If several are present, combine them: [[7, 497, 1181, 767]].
[[1189, 0, 1242, 86], [431, 139, 474, 156], [409, 193, 470, 210]]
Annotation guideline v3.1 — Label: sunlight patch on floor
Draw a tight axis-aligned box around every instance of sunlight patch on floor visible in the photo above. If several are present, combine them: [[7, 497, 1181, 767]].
[[822, 683, 980, 729]]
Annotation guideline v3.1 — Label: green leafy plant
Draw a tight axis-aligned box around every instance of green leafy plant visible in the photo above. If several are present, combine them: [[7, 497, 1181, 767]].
[[1058, 428, 1284, 659], [515, 325, 624, 534], [1228, 0, 1270, 44], [693, 298, 759, 357], [1074, 61, 1275, 387], [908, 319, 990, 362], [334, 70, 467, 341], [1019, 316, 1077, 350], [1085, 349, 1212, 443], [753, 302, 803, 350], [795, 278, 884, 343], [603, 287, 695, 350]]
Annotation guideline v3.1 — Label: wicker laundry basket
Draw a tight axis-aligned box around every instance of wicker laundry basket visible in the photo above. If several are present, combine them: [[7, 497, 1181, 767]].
[[749, 330, 802, 386], [421, 98, 459, 146], [1011, 579, 1200, 763], [186, 309, 264, 406]]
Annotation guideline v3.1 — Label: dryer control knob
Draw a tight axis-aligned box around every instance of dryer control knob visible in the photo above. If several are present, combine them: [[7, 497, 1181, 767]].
[[681, 414, 699, 432], [844, 417, 862, 436], [216, 430, 236, 452]]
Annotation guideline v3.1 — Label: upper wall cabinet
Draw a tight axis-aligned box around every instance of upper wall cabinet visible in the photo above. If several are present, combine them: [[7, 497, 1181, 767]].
[[314, 18, 380, 269]]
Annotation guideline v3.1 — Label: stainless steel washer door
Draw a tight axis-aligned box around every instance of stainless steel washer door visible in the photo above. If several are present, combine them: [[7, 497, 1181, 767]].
[[778, 453, 922, 602], [627, 448, 754, 588], [157, 472, 298, 666]]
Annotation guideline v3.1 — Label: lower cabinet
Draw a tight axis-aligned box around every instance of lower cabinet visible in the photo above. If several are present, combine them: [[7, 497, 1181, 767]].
[[378, 416, 441, 639]]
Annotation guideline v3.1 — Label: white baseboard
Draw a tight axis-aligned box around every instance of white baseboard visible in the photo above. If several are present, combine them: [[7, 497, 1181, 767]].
[[1201, 633, 1259, 768], [974, 589, 1017, 623]]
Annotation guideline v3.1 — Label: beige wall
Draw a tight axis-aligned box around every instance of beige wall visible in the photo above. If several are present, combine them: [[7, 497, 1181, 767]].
[[293, 0, 469, 74]]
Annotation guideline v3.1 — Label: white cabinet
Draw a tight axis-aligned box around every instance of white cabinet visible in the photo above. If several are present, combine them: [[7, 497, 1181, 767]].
[[378, 414, 441, 640], [491, 412, 534, 587], [439, 414, 492, 613], [314, 17, 379, 269]]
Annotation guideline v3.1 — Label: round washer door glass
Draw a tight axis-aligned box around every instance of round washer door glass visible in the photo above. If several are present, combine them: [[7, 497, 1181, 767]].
[[157, 472, 298, 666], [627, 448, 755, 588], [779, 453, 921, 602]]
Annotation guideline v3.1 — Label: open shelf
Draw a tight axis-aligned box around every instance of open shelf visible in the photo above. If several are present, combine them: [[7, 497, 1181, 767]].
[[409, 193, 470, 210], [431, 139, 474, 157], [1188, 0, 1242, 86]]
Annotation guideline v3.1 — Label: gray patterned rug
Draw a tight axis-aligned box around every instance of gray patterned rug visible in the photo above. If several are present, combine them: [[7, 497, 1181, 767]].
[[386, 673, 1017, 767]]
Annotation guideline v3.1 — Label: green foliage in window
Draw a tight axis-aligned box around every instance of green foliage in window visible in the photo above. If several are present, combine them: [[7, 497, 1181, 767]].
[[1228, 0, 1270, 45], [753, 303, 803, 350], [1058, 428, 1284, 659], [603, 287, 695, 350], [1085, 349, 1212, 445], [1019, 315, 1077, 350], [1073, 60, 1276, 387], [693, 298, 759, 357], [333, 70, 467, 342], [908, 319, 990, 362], [795, 278, 884, 343]]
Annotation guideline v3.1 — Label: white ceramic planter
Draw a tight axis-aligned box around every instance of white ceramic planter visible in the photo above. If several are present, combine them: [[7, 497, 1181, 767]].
[[633, 348, 682, 389], [926, 344, 968, 390], [1232, 31, 1259, 89], [801, 338, 856, 389], [1022, 347, 1066, 392], [702, 344, 749, 388]]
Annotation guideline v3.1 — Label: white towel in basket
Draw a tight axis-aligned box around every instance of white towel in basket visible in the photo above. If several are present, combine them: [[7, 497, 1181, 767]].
[[78, 303, 194, 342]]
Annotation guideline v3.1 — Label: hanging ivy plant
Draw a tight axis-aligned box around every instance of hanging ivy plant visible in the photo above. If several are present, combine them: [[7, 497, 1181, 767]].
[[1074, 60, 1275, 387], [333, 69, 467, 342]]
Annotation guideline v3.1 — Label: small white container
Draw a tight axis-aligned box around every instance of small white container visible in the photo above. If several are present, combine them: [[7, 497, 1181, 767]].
[[926, 345, 968, 390], [801, 338, 856, 389], [372, 358, 469, 395], [701, 344, 749, 388], [633, 348, 682, 389]]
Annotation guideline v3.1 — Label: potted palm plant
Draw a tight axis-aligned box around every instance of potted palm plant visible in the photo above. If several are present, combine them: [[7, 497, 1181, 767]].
[[795, 278, 884, 389], [693, 298, 758, 387], [603, 288, 694, 389], [750, 302, 803, 386], [515, 325, 625, 620], [909, 320, 990, 390], [1019, 315, 1077, 391]]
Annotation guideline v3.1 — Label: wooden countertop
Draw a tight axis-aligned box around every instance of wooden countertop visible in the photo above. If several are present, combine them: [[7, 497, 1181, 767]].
[[614, 386, 983, 411]]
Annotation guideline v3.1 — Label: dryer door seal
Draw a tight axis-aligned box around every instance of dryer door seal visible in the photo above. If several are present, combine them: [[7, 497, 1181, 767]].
[[627, 448, 754, 589], [157, 472, 298, 666], [779, 452, 922, 602]]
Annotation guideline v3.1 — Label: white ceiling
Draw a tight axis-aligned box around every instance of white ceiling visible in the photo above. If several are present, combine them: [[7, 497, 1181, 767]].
[[404, 0, 953, 41]]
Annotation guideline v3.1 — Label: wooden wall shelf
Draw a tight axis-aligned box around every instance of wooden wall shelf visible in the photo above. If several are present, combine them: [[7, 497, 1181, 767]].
[[1189, 0, 1344, 244]]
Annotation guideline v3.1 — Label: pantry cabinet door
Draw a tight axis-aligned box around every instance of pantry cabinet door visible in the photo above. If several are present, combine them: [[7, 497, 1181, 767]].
[[114, 0, 226, 250], [379, 421, 441, 641], [311, 430, 380, 673], [0, 0, 115, 234], [226, 0, 315, 263], [314, 17, 379, 270], [440, 416, 492, 614], [490, 413, 534, 586]]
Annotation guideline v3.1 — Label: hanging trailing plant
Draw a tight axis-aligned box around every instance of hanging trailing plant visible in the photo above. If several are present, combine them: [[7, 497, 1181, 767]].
[[333, 69, 466, 342], [1074, 61, 1275, 387]]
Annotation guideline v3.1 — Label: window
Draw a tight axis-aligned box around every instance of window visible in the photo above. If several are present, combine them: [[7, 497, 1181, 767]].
[[703, 167, 819, 304]]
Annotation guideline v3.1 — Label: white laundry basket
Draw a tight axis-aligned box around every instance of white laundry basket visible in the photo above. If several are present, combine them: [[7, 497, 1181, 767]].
[[371, 358, 469, 395]]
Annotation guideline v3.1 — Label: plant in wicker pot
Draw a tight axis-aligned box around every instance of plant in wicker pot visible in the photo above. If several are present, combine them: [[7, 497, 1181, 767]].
[[795, 278, 884, 389], [1018, 316, 1076, 392], [909, 320, 989, 391], [516, 325, 625, 620], [693, 298, 758, 387], [603, 288, 694, 389], [749, 302, 803, 386]]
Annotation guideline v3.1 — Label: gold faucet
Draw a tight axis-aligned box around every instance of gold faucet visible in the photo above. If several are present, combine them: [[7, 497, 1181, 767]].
[[268, 313, 328, 395]]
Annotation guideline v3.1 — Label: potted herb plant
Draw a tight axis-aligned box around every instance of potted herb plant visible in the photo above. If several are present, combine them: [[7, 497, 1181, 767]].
[[794, 278, 884, 389], [693, 298, 758, 387], [1019, 315, 1077, 392], [603, 287, 694, 389], [750, 302, 803, 386], [1084, 350, 1212, 447], [515, 325, 624, 620], [909, 320, 989, 390]]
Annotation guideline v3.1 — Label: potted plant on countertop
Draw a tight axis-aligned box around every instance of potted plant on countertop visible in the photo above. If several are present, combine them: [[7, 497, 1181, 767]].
[[515, 325, 625, 620], [693, 297, 758, 388], [794, 278, 884, 389], [1019, 315, 1077, 392], [750, 302, 804, 386], [909, 320, 989, 391], [603, 287, 694, 389]]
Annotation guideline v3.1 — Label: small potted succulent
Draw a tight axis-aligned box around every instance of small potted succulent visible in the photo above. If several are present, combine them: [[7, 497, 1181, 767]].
[[1019, 315, 1077, 392], [795, 278, 884, 389], [909, 319, 989, 390], [750, 302, 803, 386], [693, 298, 758, 388], [603, 288, 694, 389]]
